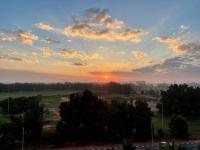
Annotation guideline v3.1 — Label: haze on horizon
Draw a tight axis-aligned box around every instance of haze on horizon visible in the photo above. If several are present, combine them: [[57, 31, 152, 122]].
[[0, 0, 200, 83]]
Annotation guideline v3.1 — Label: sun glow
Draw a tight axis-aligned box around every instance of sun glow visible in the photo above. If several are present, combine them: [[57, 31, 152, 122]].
[[104, 75, 109, 79]]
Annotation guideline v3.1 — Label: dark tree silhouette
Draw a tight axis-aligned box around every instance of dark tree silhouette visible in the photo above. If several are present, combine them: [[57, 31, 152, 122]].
[[135, 101, 152, 140], [157, 84, 200, 116], [169, 115, 189, 139]]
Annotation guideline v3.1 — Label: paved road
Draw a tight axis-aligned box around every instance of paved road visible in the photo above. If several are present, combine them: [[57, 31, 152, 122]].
[[40, 141, 200, 150]]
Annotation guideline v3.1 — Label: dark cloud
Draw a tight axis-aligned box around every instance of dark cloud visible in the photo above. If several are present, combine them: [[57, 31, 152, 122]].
[[72, 62, 88, 66], [44, 38, 60, 44]]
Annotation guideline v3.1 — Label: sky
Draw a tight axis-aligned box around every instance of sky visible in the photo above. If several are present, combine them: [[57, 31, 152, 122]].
[[0, 0, 200, 83]]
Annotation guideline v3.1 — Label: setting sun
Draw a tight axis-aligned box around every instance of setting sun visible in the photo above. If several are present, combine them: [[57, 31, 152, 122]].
[[104, 75, 109, 79]]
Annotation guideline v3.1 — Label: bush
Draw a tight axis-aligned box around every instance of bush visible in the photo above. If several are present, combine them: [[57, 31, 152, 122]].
[[122, 139, 136, 150], [177, 145, 187, 150], [169, 115, 189, 139], [157, 128, 165, 140]]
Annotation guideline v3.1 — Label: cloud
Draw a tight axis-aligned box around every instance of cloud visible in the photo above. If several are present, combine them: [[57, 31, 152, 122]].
[[179, 25, 190, 33], [153, 26, 200, 55], [132, 50, 148, 59], [18, 31, 38, 45], [153, 37, 185, 54], [0, 51, 39, 64], [40, 48, 100, 60], [35, 22, 54, 31], [41, 48, 54, 57], [0, 30, 38, 45], [0, 45, 4, 49], [84, 8, 125, 30], [44, 38, 60, 44], [57, 49, 99, 59], [0, 32, 17, 41], [62, 8, 146, 43], [72, 62, 88, 66], [131, 26, 200, 79], [63, 26, 145, 43]]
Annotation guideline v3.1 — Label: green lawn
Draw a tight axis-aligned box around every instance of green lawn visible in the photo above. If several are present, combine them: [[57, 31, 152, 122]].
[[0, 90, 79, 126], [42, 96, 61, 108], [0, 115, 10, 124], [152, 113, 200, 137]]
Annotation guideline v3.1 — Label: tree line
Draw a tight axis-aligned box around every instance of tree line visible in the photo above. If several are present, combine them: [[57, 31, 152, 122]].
[[0, 82, 132, 95], [157, 84, 200, 116]]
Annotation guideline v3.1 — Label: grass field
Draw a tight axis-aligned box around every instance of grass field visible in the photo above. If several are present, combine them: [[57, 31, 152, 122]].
[[0, 114, 10, 124], [152, 113, 200, 137], [0, 90, 79, 125]]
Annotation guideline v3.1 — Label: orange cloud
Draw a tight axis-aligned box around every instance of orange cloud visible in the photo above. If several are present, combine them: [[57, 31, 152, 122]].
[[40, 48, 100, 60], [35, 22, 54, 31], [63, 26, 145, 43], [62, 8, 146, 43], [18, 31, 38, 45], [0, 30, 38, 45], [0, 51, 39, 64]]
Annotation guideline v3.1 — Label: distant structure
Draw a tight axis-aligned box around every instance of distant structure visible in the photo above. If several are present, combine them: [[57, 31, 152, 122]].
[[135, 81, 146, 86]]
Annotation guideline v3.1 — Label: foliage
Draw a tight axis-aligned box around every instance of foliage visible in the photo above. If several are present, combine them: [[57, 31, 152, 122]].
[[0, 96, 44, 149], [135, 100, 152, 139], [56, 90, 152, 142], [169, 115, 189, 139], [157, 128, 165, 140], [0, 122, 21, 150], [157, 84, 200, 116], [122, 139, 136, 150], [177, 145, 187, 150]]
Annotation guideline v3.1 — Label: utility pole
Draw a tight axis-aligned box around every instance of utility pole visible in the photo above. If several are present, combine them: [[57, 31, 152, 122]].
[[161, 101, 164, 129], [151, 123, 154, 147], [8, 98, 10, 115], [22, 113, 25, 150]]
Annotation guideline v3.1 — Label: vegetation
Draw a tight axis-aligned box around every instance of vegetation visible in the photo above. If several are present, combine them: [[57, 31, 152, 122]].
[[135, 100, 152, 139], [122, 139, 136, 150], [169, 115, 189, 139], [0, 83, 200, 149], [0, 96, 44, 149], [157, 84, 200, 116], [55, 90, 152, 144]]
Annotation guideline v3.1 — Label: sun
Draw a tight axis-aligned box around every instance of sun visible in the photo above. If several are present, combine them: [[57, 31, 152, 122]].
[[104, 75, 109, 79]]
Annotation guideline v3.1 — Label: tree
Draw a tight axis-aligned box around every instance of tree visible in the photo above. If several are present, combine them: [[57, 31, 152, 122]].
[[107, 101, 136, 141], [58, 90, 108, 140], [169, 115, 189, 139], [0, 96, 43, 149], [157, 84, 200, 116], [135, 101, 152, 140], [57, 90, 154, 142]]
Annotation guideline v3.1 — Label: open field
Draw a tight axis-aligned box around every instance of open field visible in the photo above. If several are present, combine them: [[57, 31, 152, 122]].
[[0, 114, 10, 124], [152, 113, 200, 138], [0, 90, 78, 125]]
